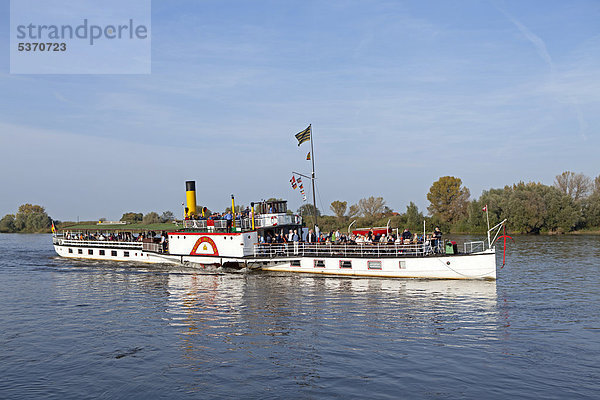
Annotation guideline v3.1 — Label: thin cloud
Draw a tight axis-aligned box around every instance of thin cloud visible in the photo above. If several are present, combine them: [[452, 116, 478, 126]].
[[498, 7, 589, 140]]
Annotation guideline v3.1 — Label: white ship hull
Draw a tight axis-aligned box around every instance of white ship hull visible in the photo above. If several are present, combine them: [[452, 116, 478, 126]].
[[54, 230, 497, 280], [53, 243, 180, 264], [54, 244, 496, 279], [255, 249, 496, 279]]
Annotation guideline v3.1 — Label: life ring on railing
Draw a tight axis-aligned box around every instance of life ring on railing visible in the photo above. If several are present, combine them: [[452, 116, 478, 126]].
[[271, 216, 278, 226]]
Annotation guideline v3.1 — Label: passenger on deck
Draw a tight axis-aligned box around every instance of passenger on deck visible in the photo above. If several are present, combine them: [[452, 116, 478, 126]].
[[402, 228, 412, 244], [225, 211, 233, 232], [432, 227, 442, 251], [276, 233, 285, 244], [307, 229, 317, 243]]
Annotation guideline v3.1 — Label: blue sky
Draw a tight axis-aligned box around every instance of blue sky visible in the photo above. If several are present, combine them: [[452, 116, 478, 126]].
[[1, 0, 599, 221]]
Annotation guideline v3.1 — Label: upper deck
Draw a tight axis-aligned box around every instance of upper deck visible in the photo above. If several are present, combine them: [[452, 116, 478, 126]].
[[183, 213, 301, 232]]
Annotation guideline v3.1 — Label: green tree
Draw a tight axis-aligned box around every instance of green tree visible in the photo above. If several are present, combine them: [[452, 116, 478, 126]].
[[501, 182, 579, 233], [405, 202, 423, 230], [0, 214, 16, 233], [330, 201, 347, 218], [14, 204, 52, 232], [142, 212, 160, 224], [427, 176, 470, 224], [594, 175, 600, 194], [120, 212, 143, 223], [584, 191, 600, 228]]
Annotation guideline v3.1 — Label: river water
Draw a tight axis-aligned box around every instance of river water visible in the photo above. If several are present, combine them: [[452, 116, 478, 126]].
[[0, 234, 598, 399]]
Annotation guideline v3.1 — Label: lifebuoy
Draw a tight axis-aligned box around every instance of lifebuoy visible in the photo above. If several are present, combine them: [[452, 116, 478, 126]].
[[271, 216, 278, 226]]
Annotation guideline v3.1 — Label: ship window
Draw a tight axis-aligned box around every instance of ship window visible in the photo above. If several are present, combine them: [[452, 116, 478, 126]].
[[399, 260, 406, 269], [124, 251, 129, 257], [314, 259, 325, 268], [68, 248, 73, 254], [111, 250, 117, 257], [368, 260, 382, 270], [290, 260, 301, 267], [99, 250, 105, 256], [78, 249, 83, 254], [88, 249, 93, 255], [339, 260, 352, 269]]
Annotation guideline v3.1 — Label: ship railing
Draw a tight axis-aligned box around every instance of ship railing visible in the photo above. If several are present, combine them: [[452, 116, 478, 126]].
[[142, 242, 166, 253], [53, 238, 143, 250], [183, 215, 300, 231], [252, 242, 440, 258], [463, 241, 485, 254], [254, 214, 300, 228], [184, 219, 228, 229], [183, 218, 254, 230]]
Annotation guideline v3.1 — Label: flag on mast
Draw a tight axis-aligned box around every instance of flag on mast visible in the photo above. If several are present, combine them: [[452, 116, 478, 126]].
[[290, 176, 297, 189], [482, 205, 488, 212], [51, 221, 56, 234], [306, 152, 311, 160], [295, 125, 311, 146]]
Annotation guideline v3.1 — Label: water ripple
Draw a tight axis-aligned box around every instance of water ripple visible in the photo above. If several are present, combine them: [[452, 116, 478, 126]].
[[0, 234, 599, 398]]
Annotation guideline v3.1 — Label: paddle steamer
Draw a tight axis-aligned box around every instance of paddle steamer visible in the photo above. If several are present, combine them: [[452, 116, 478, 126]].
[[53, 124, 505, 279], [52, 180, 503, 279]]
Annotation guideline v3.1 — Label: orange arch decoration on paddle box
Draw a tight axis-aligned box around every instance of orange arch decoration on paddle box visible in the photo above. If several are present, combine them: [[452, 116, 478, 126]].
[[190, 236, 219, 256]]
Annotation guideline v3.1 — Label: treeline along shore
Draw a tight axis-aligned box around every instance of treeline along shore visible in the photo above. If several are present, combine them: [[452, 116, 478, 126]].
[[2, 171, 600, 235]]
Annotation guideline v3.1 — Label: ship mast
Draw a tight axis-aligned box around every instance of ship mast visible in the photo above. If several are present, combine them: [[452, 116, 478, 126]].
[[309, 124, 318, 232], [293, 124, 318, 234]]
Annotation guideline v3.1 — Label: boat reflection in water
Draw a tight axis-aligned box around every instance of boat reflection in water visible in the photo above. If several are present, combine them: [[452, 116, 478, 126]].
[[165, 272, 499, 383]]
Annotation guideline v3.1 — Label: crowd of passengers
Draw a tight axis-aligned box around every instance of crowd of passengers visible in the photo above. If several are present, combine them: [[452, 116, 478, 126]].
[[184, 208, 251, 221], [63, 231, 169, 251], [184, 204, 290, 222], [64, 230, 168, 243], [260, 227, 443, 248]]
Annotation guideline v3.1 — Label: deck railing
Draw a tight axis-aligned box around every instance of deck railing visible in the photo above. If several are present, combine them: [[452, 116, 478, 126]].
[[253, 240, 487, 259], [463, 241, 485, 254], [183, 214, 301, 231], [252, 242, 438, 258], [53, 237, 143, 250]]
